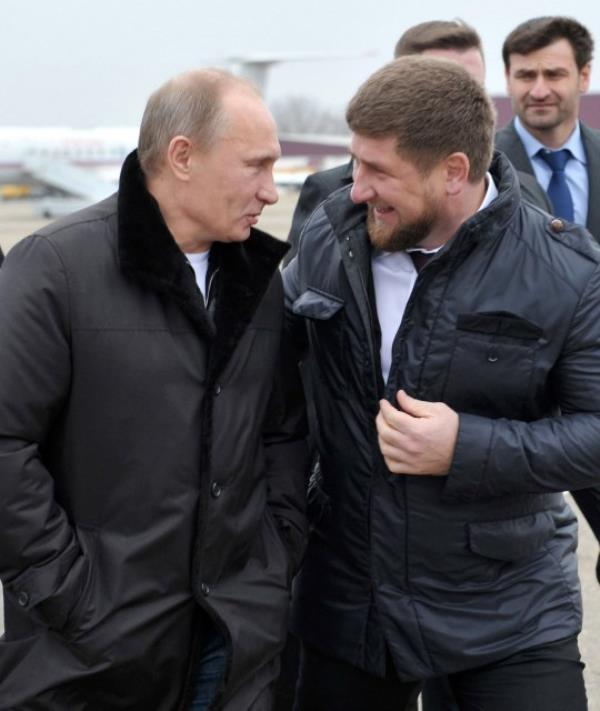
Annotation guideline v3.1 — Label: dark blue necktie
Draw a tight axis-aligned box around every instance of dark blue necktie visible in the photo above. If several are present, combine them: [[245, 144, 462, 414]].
[[537, 148, 574, 222]]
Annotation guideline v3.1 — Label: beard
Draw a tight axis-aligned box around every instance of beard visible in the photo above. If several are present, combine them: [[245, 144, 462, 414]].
[[519, 97, 575, 134], [367, 203, 437, 252]]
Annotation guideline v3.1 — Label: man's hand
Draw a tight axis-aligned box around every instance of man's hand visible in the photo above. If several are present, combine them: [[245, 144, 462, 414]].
[[375, 390, 459, 476]]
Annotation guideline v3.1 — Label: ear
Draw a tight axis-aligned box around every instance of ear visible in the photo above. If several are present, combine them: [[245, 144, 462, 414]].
[[165, 135, 194, 181], [579, 63, 591, 94], [444, 153, 470, 196], [504, 64, 512, 93]]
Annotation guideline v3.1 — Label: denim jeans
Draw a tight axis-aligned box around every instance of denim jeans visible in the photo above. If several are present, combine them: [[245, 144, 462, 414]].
[[189, 624, 227, 711]]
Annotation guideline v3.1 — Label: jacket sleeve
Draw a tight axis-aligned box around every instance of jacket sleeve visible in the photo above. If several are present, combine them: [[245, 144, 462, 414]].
[[444, 263, 600, 502], [262, 275, 309, 574], [0, 235, 88, 633]]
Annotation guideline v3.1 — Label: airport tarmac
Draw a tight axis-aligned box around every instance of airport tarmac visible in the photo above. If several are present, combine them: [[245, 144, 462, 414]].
[[0, 195, 599, 708]]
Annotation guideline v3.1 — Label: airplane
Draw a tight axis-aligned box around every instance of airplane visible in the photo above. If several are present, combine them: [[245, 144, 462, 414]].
[[0, 53, 355, 216], [0, 126, 139, 215]]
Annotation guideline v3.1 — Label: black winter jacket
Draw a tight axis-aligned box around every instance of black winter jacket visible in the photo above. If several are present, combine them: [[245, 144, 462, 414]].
[[283, 153, 600, 681], [0, 152, 307, 710]]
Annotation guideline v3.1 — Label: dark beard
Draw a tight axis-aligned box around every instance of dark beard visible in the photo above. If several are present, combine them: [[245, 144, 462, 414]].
[[367, 206, 436, 252]]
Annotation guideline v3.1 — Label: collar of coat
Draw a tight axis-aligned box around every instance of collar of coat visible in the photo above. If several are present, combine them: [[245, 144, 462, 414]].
[[117, 150, 288, 378]]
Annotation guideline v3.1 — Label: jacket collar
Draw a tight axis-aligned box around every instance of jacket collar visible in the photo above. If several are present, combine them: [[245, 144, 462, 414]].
[[117, 150, 288, 378]]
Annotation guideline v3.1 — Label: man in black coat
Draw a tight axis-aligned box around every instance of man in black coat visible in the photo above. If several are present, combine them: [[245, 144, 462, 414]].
[[285, 56, 599, 711], [497, 16, 600, 580], [0, 69, 307, 710]]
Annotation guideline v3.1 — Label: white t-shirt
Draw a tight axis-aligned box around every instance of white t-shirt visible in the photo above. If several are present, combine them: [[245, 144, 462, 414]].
[[185, 250, 211, 303], [372, 175, 499, 383]]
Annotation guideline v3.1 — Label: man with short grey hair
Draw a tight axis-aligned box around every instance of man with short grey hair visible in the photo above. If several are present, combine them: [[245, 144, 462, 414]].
[[0, 68, 307, 710]]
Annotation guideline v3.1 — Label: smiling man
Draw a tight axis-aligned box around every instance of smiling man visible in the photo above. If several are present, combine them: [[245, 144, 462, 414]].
[[0, 69, 308, 711], [283, 20, 485, 267], [284, 56, 600, 711]]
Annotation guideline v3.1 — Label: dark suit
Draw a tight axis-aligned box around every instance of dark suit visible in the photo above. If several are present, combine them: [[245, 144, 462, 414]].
[[496, 119, 600, 240]]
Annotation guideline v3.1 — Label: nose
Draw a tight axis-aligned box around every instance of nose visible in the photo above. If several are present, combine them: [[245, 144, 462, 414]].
[[350, 164, 375, 204], [258, 172, 279, 206], [530, 74, 550, 100]]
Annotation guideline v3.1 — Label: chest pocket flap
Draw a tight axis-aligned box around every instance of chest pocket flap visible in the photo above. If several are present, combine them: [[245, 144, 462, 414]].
[[468, 510, 556, 562], [456, 312, 543, 340], [292, 287, 344, 320]]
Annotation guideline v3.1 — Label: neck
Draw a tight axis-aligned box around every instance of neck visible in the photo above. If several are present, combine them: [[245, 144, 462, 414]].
[[418, 178, 488, 250], [146, 174, 212, 254]]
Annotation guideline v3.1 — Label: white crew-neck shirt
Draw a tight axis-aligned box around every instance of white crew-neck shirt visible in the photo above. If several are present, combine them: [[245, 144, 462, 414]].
[[372, 174, 498, 383], [185, 250, 211, 302]]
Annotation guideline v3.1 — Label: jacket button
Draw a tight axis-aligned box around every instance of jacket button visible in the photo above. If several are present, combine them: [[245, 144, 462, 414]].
[[213, 383, 222, 396], [550, 218, 564, 232], [17, 591, 29, 607], [211, 481, 222, 498], [201, 582, 210, 596]]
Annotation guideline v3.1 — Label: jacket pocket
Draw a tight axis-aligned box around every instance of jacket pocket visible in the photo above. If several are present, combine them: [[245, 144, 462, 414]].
[[442, 312, 543, 418], [468, 510, 556, 563], [292, 287, 344, 320], [3, 525, 98, 636]]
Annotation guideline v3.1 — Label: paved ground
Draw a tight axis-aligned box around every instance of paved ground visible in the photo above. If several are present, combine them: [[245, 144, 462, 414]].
[[1, 195, 599, 707]]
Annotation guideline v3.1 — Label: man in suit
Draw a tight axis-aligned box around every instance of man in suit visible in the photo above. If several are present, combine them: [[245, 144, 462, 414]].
[[497, 16, 600, 578], [284, 20, 485, 266], [497, 16, 600, 240]]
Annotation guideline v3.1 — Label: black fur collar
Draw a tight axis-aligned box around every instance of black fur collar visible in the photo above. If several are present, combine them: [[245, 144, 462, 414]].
[[117, 150, 288, 379]]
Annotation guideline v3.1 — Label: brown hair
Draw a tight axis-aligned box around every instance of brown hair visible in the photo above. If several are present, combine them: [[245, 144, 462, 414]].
[[502, 16, 594, 70], [346, 56, 496, 182], [394, 20, 482, 59], [138, 69, 258, 176]]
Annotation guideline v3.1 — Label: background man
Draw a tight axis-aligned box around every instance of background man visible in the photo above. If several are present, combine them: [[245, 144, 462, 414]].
[[0, 69, 307, 710], [497, 16, 599, 238], [285, 56, 599, 711], [497, 15, 600, 580], [284, 19, 485, 265]]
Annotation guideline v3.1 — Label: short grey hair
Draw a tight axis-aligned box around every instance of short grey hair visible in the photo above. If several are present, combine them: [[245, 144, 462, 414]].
[[138, 68, 258, 176]]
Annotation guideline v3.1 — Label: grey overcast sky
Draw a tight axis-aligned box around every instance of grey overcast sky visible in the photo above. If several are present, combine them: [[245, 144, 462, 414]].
[[1, 0, 599, 128]]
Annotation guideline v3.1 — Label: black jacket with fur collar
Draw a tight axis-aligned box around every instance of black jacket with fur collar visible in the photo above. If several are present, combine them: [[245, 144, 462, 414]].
[[0, 151, 308, 710]]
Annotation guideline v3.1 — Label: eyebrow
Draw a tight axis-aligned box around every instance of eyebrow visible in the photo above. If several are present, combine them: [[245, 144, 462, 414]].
[[513, 66, 570, 77], [350, 153, 388, 173]]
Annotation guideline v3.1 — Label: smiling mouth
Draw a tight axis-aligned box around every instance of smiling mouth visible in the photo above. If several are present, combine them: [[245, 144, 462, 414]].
[[372, 205, 394, 216]]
